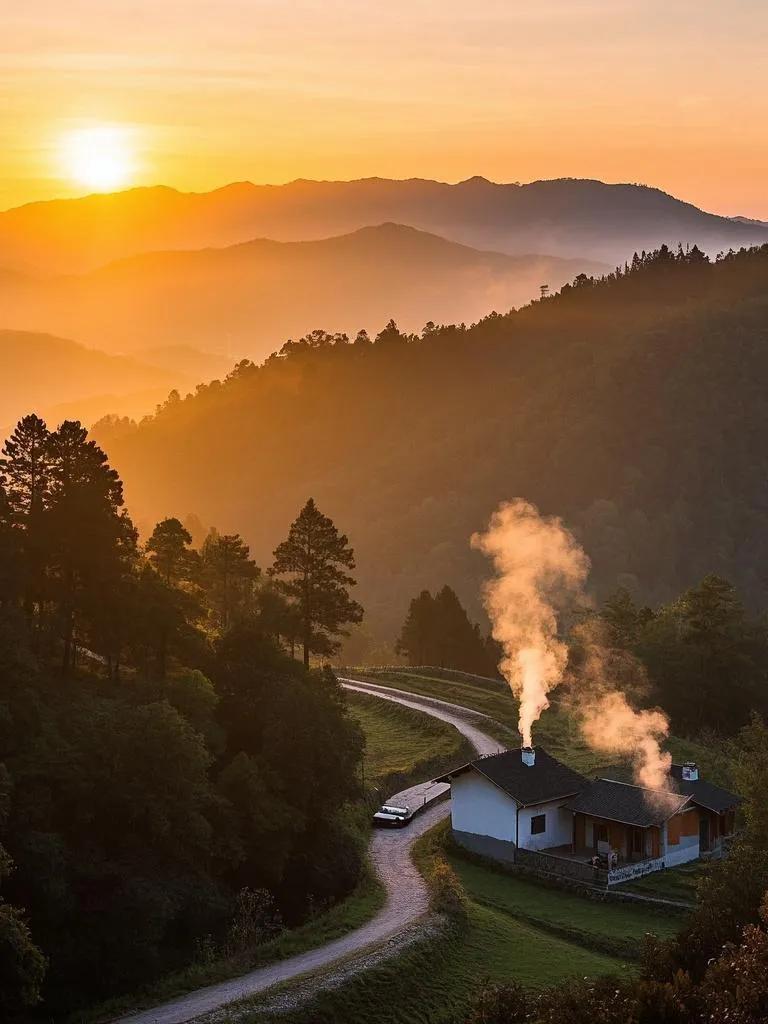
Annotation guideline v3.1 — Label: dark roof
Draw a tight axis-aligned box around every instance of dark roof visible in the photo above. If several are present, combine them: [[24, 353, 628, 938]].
[[669, 764, 741, 813], [435, 748, 587, 808], [565, 778, 690, 828]]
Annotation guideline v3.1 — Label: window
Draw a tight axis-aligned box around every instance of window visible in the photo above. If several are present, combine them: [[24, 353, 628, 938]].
[[530, 814, 546, 835]]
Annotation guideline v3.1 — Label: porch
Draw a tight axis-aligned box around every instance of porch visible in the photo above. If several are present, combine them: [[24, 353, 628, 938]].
[[516, 843, 665, 886]]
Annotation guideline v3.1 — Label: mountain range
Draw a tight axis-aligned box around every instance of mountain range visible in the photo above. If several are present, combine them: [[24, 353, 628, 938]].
[[0, 223, 604, 360], [0, 330, 228, 432], [1, 177, 766, 274]]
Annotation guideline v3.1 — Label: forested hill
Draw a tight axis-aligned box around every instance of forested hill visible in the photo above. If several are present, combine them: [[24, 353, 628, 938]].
[[94, 244, 768, 639], [0, 224, 603, 361]]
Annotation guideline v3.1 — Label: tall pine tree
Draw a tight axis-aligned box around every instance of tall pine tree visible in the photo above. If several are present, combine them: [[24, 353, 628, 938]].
[[270, 498, 363, 667]]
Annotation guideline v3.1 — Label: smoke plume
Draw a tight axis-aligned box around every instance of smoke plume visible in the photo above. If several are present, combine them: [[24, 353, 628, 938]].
[[471, 499, 590, 746], [473, 499, 674, 797], [566, 621, 673, 799]]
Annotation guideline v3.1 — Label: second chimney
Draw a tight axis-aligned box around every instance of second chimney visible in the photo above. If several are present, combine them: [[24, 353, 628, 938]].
[[682, 761, 699, 782], [521, 746, 535, 767]]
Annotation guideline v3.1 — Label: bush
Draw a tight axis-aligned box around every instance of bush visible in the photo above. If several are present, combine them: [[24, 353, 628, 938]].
[[429, 860, 468, 919]]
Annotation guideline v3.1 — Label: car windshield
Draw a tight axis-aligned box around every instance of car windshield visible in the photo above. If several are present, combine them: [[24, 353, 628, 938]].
[[380, 806, 407, 815]]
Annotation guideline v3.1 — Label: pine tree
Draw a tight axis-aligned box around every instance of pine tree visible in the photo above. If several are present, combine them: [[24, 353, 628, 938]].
[[270, 498, 363, 667], [396, 590, 436, 664], [0, 415, 50, 520], [200, 532, 260, 632], [0, 416, 52, 627], [146, 517, 195, 586], [45, 421, 136, 674]]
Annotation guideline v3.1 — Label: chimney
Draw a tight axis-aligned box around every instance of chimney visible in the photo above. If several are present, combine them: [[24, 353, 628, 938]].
[[521, 746, 535, 767], [681, 761, 699, 782]]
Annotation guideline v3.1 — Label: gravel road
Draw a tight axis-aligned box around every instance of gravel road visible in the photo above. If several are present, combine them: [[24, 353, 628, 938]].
[[115, 678, 504, 1024]]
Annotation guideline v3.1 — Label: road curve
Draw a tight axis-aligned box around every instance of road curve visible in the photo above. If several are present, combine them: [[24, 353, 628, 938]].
[[116, 678, 504, 1024]]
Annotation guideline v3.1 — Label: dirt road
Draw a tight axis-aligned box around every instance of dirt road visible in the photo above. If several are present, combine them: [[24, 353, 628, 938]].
[[116, 678, 503, 1024]]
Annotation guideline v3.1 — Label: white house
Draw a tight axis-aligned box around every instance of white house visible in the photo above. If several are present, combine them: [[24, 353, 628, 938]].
[[435, 747, 739, 885]]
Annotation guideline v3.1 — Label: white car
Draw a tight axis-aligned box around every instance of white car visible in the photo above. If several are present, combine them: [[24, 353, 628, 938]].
[[372, 804, 414, 828]]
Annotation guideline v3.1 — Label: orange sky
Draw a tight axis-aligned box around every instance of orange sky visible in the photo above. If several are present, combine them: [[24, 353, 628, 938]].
[[2, 1, 768, 216]]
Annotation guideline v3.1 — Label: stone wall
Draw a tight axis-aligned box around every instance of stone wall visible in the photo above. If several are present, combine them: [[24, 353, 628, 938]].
[[516, 847, 608, 885]]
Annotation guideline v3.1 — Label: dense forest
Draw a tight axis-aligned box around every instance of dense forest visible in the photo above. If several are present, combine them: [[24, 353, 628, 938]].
[[94, 244, 768, 655], [394, 575, 768, 739], [0, 418, 366, 1016]]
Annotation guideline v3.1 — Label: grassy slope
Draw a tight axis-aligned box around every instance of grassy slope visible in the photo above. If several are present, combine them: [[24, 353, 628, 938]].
[[359, 670, 726, 781], [616, 859, 706, 901], [449, 850, 682, 958], [75, 871, 386, 1024], [254, 824, 636, 1024], [347, 689, 474, 795]]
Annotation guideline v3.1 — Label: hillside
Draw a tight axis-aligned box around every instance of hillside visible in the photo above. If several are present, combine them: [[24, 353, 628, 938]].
[[0, 224, 603, 360], [92, 245, 768, 639], [1, 177, 766, 274], [0, 330, 188, 429]]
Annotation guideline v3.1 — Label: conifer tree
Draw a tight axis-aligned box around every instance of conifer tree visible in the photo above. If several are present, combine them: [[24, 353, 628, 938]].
[[200, 532, 259, 632], [270, 498, 362, 667], [45, 421, 136, 674], [146, 517, 195, 586]]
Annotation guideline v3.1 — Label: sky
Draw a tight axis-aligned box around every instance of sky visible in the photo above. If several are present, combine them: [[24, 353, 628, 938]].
[[2, 0, 768, 216]]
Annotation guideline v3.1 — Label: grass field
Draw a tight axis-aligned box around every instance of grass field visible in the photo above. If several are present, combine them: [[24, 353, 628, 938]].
[[359, 669, 731, 784], [616, 859, 705, 902], [347, 688, 474, 797], [448, 845, 684, 959]]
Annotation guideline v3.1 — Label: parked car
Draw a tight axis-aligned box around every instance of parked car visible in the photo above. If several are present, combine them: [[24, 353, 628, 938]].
[[372, 803, 414, 828]]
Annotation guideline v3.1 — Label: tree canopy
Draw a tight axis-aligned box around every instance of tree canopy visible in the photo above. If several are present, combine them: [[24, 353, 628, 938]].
[[0, 416, 366, 1016]]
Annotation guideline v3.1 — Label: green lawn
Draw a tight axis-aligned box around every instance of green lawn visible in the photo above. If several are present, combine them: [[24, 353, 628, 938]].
[[449, 847, 684, 959], [347, 688, 474, 796], [616, 859, 705, 902]]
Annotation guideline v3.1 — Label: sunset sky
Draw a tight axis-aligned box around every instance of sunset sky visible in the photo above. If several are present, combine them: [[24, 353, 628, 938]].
[[3, 1, 767, 216]]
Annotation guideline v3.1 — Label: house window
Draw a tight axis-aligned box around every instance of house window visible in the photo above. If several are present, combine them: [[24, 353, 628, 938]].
[[530, 814, 546, 835]]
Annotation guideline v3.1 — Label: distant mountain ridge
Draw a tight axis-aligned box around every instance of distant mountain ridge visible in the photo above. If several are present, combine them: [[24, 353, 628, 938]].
[[0, 223, 605, 361], [1, 176, 766, 273], [0, 330, 203, 430]]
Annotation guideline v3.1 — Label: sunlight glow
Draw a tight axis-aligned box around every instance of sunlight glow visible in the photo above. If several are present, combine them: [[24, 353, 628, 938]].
[[60, 124, 137, 192]]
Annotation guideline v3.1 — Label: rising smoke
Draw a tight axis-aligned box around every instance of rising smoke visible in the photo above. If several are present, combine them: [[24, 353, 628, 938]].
[[472, 498, 674, 796], [471, 499, 589, 747]]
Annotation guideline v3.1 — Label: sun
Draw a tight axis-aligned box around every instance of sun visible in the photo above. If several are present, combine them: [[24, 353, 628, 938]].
[[60, 123, 137, 193]]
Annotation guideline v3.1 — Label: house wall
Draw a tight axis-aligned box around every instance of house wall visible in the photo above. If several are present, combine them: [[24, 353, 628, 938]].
[[662, 809, 700, 868], [518, 800, 574, 852], [450, 772, 517, 842]]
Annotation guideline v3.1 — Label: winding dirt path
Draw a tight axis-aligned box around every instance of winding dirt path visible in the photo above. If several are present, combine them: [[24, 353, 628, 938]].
[[115, 678, 503, 1024]]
